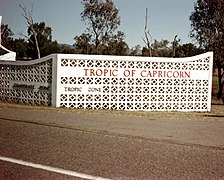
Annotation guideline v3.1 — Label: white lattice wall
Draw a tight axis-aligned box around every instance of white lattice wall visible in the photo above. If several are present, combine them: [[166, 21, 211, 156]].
[[0, 53, 213, 111], [0, 56, 54, 105], [56, 52, 213, 112]]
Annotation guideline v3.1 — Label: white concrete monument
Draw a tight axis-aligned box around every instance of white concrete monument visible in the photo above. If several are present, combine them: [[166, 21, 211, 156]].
[[0, 52, 213, 112]]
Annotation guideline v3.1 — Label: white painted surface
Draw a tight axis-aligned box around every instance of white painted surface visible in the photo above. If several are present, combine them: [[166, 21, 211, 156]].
[[0, 156, 111, 180]]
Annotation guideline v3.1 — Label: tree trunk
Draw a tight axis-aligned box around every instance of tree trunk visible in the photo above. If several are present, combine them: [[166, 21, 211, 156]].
[[172, 35, 178, 57], [33, 31, 40, 59], [217, 65, 224, 99], [95, 34, 100, 54], [30, 25, 40, 59], [143, 8, 152, 57]]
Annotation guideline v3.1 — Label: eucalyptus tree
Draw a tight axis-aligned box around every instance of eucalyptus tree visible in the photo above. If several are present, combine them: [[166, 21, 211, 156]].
[[26, 22, 56, 59], [81, 0, 121, 54], [190, 0, 224, 99], [19, 3, 41, 59]]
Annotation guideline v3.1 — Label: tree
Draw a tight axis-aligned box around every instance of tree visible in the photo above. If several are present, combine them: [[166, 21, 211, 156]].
[[151, 39, 170, 57], [74, 33, 92, 54], [59, 44, 75, 54], [19, 3, 41, 59], [81, 0, 120, 53], [172, 35, 179, 57], [190, 0, 224, 99], [41, 40, 61, 57], [1, 24, 14, 48], [142, 8, 152, 57], [11, 38, 28, 60], [130, 45, 142, 56], [26, 22, 59, 59], [106, 31, 129, 55], [178, 43, 203, 57]]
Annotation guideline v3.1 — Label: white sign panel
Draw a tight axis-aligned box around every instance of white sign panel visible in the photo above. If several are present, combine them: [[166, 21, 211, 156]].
[[56, 52, 213, 112]]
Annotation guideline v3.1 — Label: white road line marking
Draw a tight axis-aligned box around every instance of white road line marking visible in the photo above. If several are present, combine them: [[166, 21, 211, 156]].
[[0, 156, 111, 180]]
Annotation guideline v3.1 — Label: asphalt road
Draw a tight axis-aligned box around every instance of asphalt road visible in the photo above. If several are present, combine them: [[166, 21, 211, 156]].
[[0, 105, 224, 179]]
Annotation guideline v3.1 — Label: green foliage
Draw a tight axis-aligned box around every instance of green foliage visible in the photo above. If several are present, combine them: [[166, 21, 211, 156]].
[[74, 31, 128, 55], [151, 39, 170, 57], [81, 0, 120, 52], [74, 33, 92, 54], [75, 1, 128, 55], [177, 43, 203, 57], [41, 40, 61, 57], [190, 0, 224, 99], [27, 22, 60, 59], [59, 44, 75, 54], [102, 31, 129, 55], [1, 24, 14, 48], [11, 38, 28, 60]]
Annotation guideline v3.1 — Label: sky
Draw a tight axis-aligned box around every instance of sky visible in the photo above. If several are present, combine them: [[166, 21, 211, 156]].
[[0, 0, 196, 48]]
